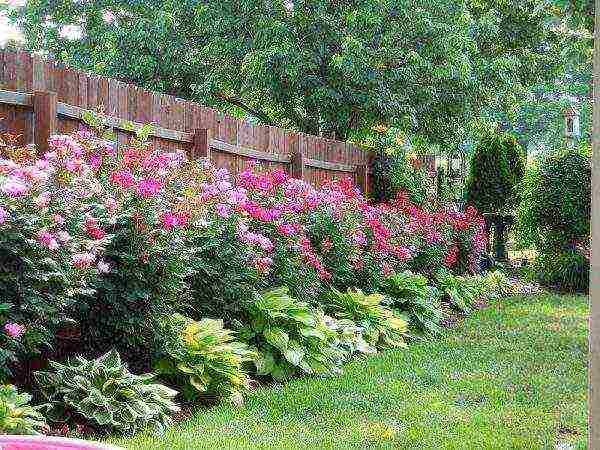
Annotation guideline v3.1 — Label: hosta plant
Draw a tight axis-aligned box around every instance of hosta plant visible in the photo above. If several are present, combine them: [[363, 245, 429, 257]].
[[434, 269, 481, 314], [238, 287, 344, 382], [383, 272, 445, 336], [325, 288, 409, 350], [482, 270, 514, 299], [35, 350, 179, 435], [154, 314, 255, 406], [0, 384, 47, 435], [323, 315, 377, 360]]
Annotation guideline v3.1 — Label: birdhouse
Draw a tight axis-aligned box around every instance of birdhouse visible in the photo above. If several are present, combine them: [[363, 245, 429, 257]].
[[564, 103, 580, 143]]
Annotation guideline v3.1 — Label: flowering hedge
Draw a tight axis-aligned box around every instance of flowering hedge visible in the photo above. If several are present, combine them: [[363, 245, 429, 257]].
[[0, 123, 486, 379]]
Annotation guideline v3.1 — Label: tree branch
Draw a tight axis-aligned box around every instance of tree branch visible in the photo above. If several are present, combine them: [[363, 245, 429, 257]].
[[214, 92, 275, 126]]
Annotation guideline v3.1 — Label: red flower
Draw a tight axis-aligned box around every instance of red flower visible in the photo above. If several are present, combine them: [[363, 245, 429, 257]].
[[444, 245, 459, 268], [86, 226, 106, 240]]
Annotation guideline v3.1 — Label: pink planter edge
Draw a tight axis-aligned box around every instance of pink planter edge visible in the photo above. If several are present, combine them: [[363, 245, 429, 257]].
[[0, 435, 125, 450]]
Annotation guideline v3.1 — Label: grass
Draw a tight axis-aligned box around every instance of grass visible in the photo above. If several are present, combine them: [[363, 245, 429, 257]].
[[111, 293, 588, 449]]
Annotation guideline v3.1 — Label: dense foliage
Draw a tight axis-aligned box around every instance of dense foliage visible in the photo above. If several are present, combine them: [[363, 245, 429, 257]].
[[383, 272, 445, 336], [238, 287, 343, 382], [8, 1, 567, 146], [0, 384, 47, 435], [324, 289, 409, 350], [0, 124, 495, 436], [515, 149, 590, 292], [370, 150, 428, 205], [465, 132, 525, 214], [533, 248, 589, 293], [516, 149, 590, 251]]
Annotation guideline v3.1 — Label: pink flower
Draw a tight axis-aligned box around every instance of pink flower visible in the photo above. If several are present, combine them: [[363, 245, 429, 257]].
[[103, 142, 116, 157], [0, 206, 7, 224], [57, 231, 71, 242], [277, 223, 298, 237], [97, 260, 111, 274], [382, 263, 394, 277], [445, 245, 459, 268], [216, 203, 231, 218], [161, 212, 179, 230], [426, 230, 442, 244], [72, 253, 95, 269], [65, 158, 82, 173], [353, 231, 367, 246], [175, 212, 190, 227], [271, 169, 288, 185], [214, 167, 230, 180], [87, 226, 106, 240], [4, 322, 25, 338], [227, 189, 247, 205], [216, 180, 232, 192], [37, 230, 59, 250], [254, 256, 273, 274], [136, 178, 163, 198], [393, 246, 412, 261], [89, 154, 102, 170], [109, 169, 135, 189], [52, 214, 65, 225], [23, 166, 48, 183], [35, 159, 50, 170], [1, 179, 27, 197]]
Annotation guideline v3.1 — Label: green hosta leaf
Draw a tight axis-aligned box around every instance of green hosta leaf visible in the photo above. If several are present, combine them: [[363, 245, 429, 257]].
[[283, 340, 305, 366], [93, 409, 113, 426], [34, 351, 179, 435], [153, 358, 177, 375], [299, 327, 326, 340], [288, 309, 316, 326], [254, 350, 275, 376], [189, 375, 209, 392], [177, 363, 196, 375], [97, 350, 121, 369], [263, 327, 289, 351]]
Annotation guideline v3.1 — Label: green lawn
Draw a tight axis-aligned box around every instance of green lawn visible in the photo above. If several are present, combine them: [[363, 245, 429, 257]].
[[112, 294, 588, 449]]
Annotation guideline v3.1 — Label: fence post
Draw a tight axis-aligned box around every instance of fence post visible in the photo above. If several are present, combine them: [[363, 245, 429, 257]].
[[355, 164, 369, 196], [32, 55, 46, 91], [193, 128, 211, 161], [33, 91, 57, 153], [290, 151, 305, 180]]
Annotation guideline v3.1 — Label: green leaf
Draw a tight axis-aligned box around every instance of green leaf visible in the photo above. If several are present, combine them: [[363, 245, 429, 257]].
[[283, 340, 305, 366], [254, 350, 275, 376], [189, 375, 209, 392], [263, 327, 289, 351]]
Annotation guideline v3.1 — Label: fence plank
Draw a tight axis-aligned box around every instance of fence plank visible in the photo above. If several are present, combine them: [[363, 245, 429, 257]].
[[34, 91, 57, 152]]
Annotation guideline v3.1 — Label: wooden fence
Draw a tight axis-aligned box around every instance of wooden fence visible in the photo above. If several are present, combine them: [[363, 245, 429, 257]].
[[0, 50, 372, 192]]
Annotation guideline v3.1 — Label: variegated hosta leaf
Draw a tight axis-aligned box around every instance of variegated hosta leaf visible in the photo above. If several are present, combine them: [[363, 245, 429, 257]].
[[263, 327, 290, 351]]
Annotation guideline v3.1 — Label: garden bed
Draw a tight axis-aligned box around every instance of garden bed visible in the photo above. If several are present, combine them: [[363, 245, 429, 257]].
[[109, 293, 588, 449]]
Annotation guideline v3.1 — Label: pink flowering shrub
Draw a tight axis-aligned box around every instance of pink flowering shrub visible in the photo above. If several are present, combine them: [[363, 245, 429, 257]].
[[231, 166, 486, 299], [0, 131, 109, 378]]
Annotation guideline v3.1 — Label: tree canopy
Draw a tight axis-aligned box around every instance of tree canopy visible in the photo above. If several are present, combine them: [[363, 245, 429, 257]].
[[6, 0, 590, 147]]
